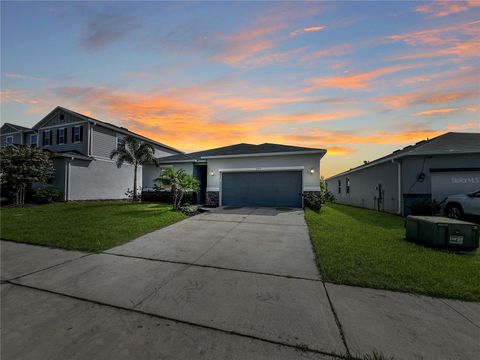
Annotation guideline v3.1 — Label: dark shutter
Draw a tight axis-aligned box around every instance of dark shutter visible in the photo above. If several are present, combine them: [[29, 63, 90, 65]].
[[42, 131, 45, 146], [57, 129, 60, 144], [72, 127, 75, 142], [64, 128, 68, 143], [80, 126, 84, 142], [49, 130, 52, 145]]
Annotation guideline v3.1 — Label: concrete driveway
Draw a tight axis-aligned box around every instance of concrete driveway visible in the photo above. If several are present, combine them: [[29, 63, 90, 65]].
[[2, 207, 479, 360]]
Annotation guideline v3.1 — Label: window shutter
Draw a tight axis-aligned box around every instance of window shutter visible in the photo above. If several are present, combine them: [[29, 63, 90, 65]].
[[64, 128, 68, 143], [57, 129, 60, 144], [42, 132, 45, 146], [80, 126, 84, 142], [72, 127, 75, 142]]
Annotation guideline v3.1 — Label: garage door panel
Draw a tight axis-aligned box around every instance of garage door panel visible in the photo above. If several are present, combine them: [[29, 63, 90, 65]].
[[221, 171, 302, 208], [431, 171, 480, 202]]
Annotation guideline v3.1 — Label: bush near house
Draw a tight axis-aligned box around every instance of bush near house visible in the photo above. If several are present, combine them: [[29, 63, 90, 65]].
[[33, 186, 64, 204], [305, 203, 479, 301]]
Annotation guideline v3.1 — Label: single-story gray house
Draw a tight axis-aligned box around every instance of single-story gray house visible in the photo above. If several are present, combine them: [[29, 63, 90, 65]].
[[1, 106, 181, 200], [326, 132, 480, 216], [1, 106, 327, 207], [154, 143, 327, 208]]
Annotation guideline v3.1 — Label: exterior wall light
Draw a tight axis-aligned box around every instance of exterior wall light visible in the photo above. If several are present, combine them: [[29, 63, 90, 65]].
[[210, 170, 215, 176], [310, 168, 315, 174]]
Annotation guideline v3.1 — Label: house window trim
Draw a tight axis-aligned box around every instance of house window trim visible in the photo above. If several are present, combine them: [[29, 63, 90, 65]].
[[57, 127, 66, 145], [338, 179, 342, 194], [43, 130, 52, 146], [73, 125, 83, 143], [5, 136, 13, 145], [30, 134, 38, 147]]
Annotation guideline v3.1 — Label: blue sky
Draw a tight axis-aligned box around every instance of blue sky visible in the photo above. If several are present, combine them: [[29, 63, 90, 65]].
[[1, 1, 479, 176]]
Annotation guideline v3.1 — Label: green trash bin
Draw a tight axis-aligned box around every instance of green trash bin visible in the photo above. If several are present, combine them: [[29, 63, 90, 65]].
[[405, 216, 479, 251]]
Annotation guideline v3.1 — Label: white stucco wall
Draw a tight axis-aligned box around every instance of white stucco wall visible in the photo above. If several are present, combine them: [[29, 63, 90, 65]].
[[206, 153, 323, 191], [68, 158, 141, 200]]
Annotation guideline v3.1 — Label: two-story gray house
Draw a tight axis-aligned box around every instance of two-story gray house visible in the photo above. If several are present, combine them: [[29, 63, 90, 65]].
[[1, 106, 181, 200]]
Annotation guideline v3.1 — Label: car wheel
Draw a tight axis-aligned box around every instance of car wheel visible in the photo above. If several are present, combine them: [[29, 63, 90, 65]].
[[446, 204, 463, 219]]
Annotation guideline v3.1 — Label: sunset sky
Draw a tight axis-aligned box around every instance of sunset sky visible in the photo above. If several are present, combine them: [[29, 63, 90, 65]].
[[1, 1, 479, 177]]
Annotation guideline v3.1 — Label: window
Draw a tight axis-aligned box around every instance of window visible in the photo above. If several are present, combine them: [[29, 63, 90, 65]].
[[338, 179, 342, 194], [346, 178, 350, 194], [5, 136, 13, 146], [57, 128, 66, 144], [42, 130, 52, 146], [30, 134, 38, 147], [72, 125, 83, 143]]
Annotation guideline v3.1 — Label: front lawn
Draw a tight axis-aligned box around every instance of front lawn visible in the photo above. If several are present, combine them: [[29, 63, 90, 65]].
[[305, 203, 480, 301], [0, 201, 186, 252]]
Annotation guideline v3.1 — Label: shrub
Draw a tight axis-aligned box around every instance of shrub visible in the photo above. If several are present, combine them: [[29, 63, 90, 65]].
[[180, 205, 199, 216], [304, 192, 323, 212], [408, 199, 442, 216], [125, 187, 143, 202], [34, 186, 63, 204]]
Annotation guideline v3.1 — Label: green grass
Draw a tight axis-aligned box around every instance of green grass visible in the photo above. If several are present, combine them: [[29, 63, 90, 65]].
[[305, 203, 480, 301], [1, 201, 186, 252]]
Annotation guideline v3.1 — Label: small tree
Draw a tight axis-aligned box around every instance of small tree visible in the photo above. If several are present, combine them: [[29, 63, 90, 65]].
[[0, 146, 54, 206], [110, 135, 158, 202], [156, 168, 200, 210]]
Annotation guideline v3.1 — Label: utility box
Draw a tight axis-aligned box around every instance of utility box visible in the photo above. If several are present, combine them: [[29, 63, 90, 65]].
[[406, 216, 479, 251]]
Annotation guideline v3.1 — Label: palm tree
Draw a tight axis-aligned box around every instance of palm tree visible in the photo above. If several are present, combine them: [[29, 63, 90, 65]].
[[110, 135, 158, 202], [156, 168, 199, 210]]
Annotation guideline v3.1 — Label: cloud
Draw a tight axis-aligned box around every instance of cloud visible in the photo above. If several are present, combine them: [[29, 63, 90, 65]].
[[304, 64, 420, 91], [301, 43, 355, 62], [414, 108, 458, 116], [386, 20, 479, 46], [80, 9, 140, 50], [2, 73, 46, 81], [376, 89, 479, 109], [290, 25, 326, 36], [415, 0, 480, 18], [0, 89, 40, 105]]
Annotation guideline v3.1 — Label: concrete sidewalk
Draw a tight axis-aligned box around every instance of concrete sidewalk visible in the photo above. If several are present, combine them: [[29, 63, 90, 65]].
[[1, 207, 479, 360]]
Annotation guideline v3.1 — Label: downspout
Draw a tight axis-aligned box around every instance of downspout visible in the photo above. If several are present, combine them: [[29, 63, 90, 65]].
[[391, 159, 402, 215], [64, 157, 73, 201]]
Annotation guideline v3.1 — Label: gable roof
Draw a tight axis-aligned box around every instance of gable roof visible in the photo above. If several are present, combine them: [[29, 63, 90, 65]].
[[1, 122, 32, 133], [158, 143, 326, 163], [327, 132, 480, 180], [33, 106, 181, 154]]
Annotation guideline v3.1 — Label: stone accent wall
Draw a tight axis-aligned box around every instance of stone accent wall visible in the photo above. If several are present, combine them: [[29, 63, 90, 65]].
[[206, 191, 219, 207]]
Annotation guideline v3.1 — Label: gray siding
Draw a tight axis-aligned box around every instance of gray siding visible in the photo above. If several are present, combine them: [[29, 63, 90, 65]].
[[327, 161, 400, 214], [91, 126, 117, 158], [38, 123, 88, 154], [68, 158, 141, 200], [0, 124, 18, 134], [1, 132, 22, 146], [40, 110, 85, 127], [154, 145, 177, 158], [401, 154, 480, 195]]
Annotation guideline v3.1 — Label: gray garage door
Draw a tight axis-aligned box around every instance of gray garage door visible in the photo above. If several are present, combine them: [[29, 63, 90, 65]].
[[221, 171, 302, 208]]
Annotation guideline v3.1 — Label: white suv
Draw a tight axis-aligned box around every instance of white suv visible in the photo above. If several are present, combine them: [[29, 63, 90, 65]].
[[444, 189, 480, 219]]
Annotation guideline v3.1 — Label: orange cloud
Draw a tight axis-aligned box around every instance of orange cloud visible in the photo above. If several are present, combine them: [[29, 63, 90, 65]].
[[376, 89, 479, 109], [0, 89, 39, 105], [304, 64, 419, 91], [301, 43, 355, 62], [415, 0, 480, 18], [414, 108, 458, 116], [386, 20, 479, 46], [290, 25, 326, 36]]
